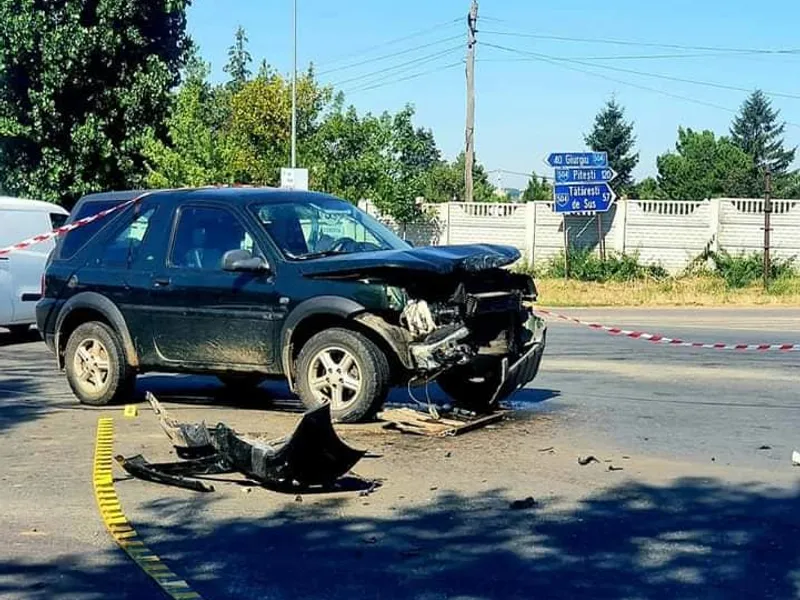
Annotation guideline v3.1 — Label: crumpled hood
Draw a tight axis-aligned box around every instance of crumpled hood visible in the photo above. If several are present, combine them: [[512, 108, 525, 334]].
[[299, 244, 521, 279]]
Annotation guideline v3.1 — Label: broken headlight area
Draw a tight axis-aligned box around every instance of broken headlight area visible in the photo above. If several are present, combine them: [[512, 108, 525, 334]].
[[115, 393, 367, 493]]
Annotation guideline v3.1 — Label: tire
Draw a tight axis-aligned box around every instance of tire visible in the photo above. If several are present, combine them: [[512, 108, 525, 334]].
[[6, 324, 31, 337], [64, 321, 136, 406], [436, 358, 503, 414], [295, 327, 390, 423], [217, 374, 267, 390]]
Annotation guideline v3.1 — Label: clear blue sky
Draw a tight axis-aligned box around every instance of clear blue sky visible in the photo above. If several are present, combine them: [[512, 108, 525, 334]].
[[187, 0, 800, 190]]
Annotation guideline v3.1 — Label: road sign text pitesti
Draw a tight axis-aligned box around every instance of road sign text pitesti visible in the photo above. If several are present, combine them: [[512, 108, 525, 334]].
[[546, 152, 608, 168], [553, 183, 617, 213], [555, 166, 617, 185]]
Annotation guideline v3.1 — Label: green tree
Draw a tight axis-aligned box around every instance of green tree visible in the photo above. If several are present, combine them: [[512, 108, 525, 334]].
[[656, 128, 752, 200], [775, 171, 800, 199], [225, 66, 332, 185], [311, 101, 443, 222], [632, 177, 666, 199], [310, 98, 392, 207], [584, 98, 639, 193], [143, 52, 232, 188], [0, 0, 192, 205], [422, 153, 494, 203], [224, 26, 252, 90], [382, 106, 442, 221], [522, 171, 553, 201], [730, 90, 796, 190]]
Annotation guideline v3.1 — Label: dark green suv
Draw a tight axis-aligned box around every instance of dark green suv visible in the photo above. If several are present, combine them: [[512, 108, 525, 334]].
[[37, 187, 546, 422]]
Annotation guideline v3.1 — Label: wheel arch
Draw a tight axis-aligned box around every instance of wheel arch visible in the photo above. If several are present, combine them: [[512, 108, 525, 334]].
[[281, 296, 413, 389], [55, 292, 138, 369]]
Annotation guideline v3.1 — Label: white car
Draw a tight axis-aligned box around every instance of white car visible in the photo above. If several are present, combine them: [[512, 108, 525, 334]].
[[0, 196, 69, 335]]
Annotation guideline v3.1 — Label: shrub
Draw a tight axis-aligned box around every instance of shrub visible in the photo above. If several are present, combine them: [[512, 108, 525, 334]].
[[541, 248, 668, 282], [702, 250, 796, 289]]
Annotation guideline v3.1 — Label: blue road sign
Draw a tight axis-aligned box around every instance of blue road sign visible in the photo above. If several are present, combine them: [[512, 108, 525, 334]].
[[546, 152, 608, 168], [554, 166, 617, 185], [553, 183, 616, 213]]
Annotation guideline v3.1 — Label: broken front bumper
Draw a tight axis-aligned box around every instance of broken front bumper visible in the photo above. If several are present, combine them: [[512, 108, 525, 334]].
[[489, 327, 546, 405], [116, 393, 366, 492]]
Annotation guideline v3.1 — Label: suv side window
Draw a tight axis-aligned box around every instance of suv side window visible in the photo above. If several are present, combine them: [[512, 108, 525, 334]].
[[100, 207, 157, 267], [169, 206, 261, 270]]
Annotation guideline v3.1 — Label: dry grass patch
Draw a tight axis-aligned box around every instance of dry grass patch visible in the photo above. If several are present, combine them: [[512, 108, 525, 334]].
[[536, 276, 800, 307]]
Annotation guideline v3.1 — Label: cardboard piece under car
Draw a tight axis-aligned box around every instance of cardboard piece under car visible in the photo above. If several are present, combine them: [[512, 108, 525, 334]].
[[378, 407, 508, 437]]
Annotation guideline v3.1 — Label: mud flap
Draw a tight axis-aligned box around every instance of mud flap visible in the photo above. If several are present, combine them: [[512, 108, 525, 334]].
[[209, 403, 366, 488], [127, 394, 365, 491], [490, 333, 546, 405]]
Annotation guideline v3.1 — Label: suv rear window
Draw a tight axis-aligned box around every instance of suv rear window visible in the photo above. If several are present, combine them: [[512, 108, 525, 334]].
[[56, 200, 118, 259]]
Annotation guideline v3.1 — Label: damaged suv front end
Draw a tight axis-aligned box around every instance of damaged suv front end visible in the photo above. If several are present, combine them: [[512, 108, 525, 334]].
[[300, 243, 546, 413]]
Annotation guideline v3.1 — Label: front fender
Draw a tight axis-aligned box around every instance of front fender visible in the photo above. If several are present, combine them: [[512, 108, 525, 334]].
[[280, 296, 366, 384], [54, 292, 139, 369]]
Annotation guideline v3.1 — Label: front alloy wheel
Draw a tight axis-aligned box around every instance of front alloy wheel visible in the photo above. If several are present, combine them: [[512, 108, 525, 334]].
[[306, 346, 363, 411], [295, 328, 390, 423]]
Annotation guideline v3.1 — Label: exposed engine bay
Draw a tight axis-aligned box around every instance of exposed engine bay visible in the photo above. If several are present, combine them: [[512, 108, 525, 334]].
[[387, 268, 544, 375]]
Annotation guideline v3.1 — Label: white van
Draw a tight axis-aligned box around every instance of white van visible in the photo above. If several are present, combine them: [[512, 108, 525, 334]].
[[0, 196, 69, 335]]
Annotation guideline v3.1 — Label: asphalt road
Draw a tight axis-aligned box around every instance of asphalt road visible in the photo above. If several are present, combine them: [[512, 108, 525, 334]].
[[1, 308, 799, 600]]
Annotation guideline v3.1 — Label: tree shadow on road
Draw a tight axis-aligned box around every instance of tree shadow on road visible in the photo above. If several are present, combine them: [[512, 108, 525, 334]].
[[0, 376, 53, 434], [133, 477, 800, 600], [2, 477, 799, 599]]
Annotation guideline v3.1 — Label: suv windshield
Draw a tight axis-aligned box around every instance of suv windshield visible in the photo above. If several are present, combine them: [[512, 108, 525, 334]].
[[250, 197, 409, 260]]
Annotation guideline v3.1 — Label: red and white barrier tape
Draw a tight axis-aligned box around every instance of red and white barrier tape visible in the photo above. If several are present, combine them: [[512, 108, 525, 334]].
[[0, 193, 150, 257], [0, 184, 258, 258], [534, 308, 800, 352]]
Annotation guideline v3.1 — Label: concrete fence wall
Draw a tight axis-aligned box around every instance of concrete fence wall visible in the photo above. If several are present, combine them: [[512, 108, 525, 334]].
[[360, 198, 800, 274]]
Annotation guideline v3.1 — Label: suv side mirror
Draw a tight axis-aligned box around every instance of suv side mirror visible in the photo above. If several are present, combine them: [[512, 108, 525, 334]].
[[222, 249, 270, 273]]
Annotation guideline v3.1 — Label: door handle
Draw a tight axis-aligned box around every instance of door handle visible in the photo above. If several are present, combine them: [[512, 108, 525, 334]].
[[153, 277, 171, 288]]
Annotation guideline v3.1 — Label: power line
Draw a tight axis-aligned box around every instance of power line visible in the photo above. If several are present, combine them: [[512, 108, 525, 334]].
[[330, 46, 462, 88], [484, 44, 742, 116], [314, 17, 462, 68], [482, 42, 800, 101], [481, 29, 800, 55], [489, 168, 555, 181], [344, 61, 463, 94], [478, 49, 800, 62], [492, 44, 800, 129], [317, 34, 462, 75]]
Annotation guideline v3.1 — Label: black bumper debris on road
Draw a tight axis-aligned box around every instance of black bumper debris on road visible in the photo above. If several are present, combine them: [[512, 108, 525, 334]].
[[115, 392, 367, 492]]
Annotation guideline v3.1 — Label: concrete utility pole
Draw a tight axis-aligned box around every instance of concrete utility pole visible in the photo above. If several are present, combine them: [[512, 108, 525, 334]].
[[291, 0, 298, 168], [763, 167, 772, 288], [464, 0, 478, 203]]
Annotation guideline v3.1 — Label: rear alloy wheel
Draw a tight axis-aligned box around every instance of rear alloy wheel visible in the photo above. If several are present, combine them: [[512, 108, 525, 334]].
[[295, 328, 389, 423], [64, 321, 135, 406]]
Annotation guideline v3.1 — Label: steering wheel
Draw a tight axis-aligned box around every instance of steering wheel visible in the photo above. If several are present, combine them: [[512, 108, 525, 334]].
[[330, 237, 358, 253]]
